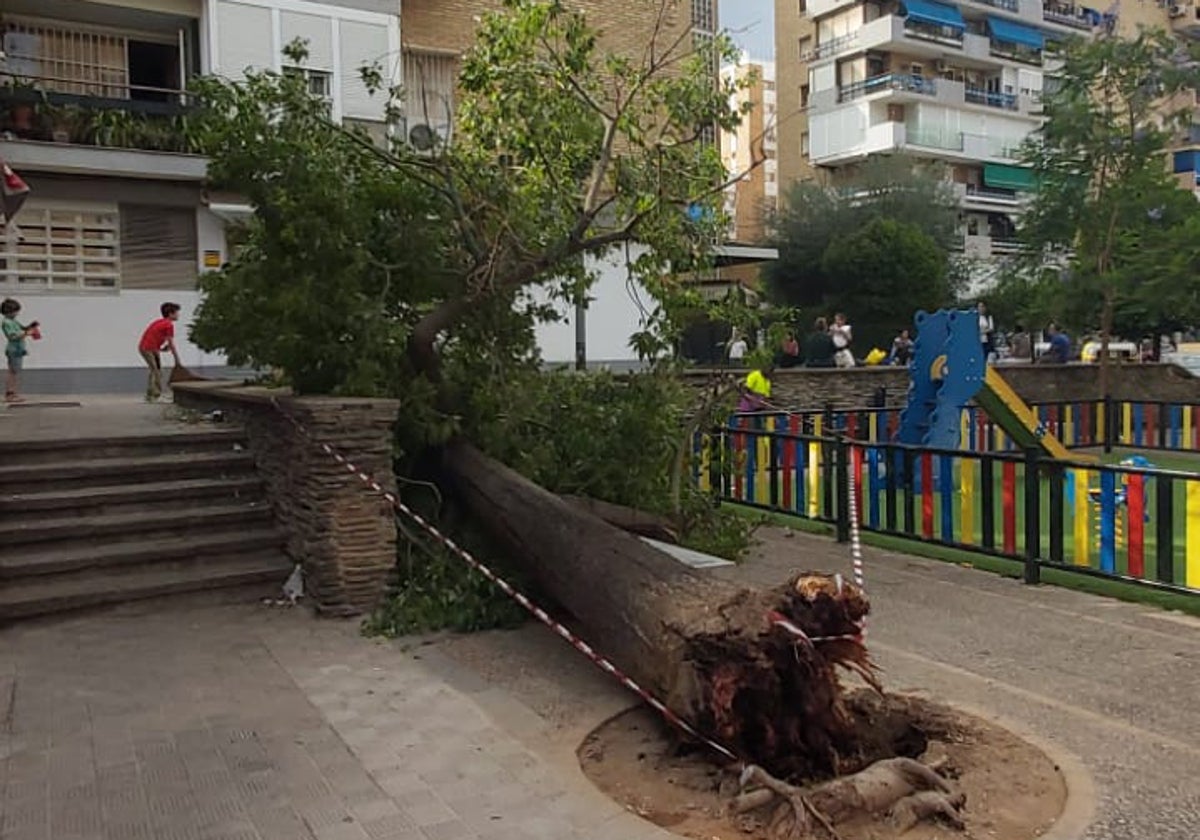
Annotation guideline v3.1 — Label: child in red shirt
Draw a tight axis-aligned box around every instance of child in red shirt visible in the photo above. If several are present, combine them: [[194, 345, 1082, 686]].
[[138, 302, 181, 402]]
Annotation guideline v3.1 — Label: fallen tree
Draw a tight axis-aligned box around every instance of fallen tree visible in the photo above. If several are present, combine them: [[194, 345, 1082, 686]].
[[191, 2, 964, 833], [445, 440, 877, 779]]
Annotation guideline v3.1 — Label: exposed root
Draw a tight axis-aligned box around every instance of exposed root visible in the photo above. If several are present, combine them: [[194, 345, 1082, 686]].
[[735, 757, 966, 839]]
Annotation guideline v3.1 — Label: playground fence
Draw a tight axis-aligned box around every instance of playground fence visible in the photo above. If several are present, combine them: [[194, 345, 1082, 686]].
[[695, 415, 1200, 596], [747, 398, 1200, 454]]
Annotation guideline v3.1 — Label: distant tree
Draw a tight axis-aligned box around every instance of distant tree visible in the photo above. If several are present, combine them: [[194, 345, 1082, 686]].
[[764, 156, 962, 338], [764, 156, 959, 348], [1020, 29, 1200, 377], [819, 218, 951, 349]]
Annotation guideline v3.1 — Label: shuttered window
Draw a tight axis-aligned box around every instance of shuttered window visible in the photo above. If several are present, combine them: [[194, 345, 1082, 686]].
[[0, 203, 120, 291], [402, 50, 457, 137], [119, 204, 197, 291]]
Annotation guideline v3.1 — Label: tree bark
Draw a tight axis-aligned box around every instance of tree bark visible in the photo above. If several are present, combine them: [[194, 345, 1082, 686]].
[[559, 494, 679, 543], [441, 439, 877, 779]]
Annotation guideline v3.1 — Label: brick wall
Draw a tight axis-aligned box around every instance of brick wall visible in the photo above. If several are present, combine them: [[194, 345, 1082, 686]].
[[174, 383, 399, 616], [402, 0, 690, 56], [684, 363, 1200, 410]]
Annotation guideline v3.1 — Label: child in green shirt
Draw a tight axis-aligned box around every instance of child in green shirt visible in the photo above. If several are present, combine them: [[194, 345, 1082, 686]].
[[2, 298, 38, 403]]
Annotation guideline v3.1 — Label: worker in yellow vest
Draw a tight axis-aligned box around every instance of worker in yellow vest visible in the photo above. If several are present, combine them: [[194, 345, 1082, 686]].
[[737, 362, 775, 412]]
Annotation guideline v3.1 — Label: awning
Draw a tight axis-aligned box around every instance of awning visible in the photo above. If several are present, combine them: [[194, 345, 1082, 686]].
[[984, 163, 1037, 191], [207, 202, 254, 223], [987, 16, 1045, 49], [902, 0, 966, 31]]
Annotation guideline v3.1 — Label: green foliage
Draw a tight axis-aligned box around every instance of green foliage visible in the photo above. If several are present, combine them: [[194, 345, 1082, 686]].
[[362, 534, 526, 637], [189, 3, 764, 633], [764, 156, 960, 348], [820, 218, 949, 333], [1019, 30, 1200, 339]]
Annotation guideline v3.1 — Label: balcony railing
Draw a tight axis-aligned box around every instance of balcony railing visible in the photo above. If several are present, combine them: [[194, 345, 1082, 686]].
[[907, 127, 964, 151], [965, 86, 1018, 111], [838, 73, 937, 103], [0, 77, 200, 154], [990, 41, 1044, 65], [965, 0, 1019, 11], [1042, 3, 1094, 29], [904, 19, 965, 46], [803, 32, 859, 61], [965, 184, 1020, 203]]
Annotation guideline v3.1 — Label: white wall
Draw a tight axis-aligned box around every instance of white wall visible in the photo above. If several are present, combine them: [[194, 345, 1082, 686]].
[[208, 0, 401, 121], [19, 290, 222, 370], [532, 246, 652, 366]]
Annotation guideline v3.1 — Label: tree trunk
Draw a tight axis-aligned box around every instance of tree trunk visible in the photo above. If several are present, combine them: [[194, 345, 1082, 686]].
[[441, 439, 877, 779], [559, 494, 679, 543], [1099, 286, 1114, 405]]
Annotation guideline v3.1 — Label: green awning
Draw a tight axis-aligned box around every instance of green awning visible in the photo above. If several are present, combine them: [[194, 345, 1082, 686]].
[[983, 163, 1036, 191]]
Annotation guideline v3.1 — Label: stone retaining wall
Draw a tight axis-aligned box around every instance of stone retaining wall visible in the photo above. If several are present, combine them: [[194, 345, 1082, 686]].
[[683, 363, 1200, 409], [174, 382, 399, 616]]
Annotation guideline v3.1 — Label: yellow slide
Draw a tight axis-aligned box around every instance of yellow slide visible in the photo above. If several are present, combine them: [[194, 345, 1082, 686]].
[[975, 368, 1095, 461]]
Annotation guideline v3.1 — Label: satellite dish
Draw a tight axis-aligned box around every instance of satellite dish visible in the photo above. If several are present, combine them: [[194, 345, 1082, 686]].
[[409, 123, 437, 152]]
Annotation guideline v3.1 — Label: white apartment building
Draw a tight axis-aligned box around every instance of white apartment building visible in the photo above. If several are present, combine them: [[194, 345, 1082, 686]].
[[720, 55, 778, 244], [0, 0, 400, 392], [783, 0, 1107, 269]]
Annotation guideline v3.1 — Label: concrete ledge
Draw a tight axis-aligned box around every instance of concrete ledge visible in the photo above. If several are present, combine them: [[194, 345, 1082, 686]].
[[174, 381, 400, 617]]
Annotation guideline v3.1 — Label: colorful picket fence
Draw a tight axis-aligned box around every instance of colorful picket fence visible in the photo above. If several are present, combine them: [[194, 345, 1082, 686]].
[[694, 417, 1200, 595], [747, 399, 1200, 454]]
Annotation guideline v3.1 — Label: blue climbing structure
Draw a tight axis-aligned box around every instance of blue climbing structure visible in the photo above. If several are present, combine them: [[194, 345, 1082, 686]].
[[896, 309, 986, 449]]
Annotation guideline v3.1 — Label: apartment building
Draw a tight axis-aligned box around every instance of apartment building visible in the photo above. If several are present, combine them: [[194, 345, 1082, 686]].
[[0, 0, 399, 391], [721, 56, 778, 244], [775, 0, 1110, 268]]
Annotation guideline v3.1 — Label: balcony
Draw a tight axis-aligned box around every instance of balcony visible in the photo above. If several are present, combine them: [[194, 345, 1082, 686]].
[[965, 86, 1018, 111], [802, 32, 859, 62], [1042, 2, 1096, 29], [965, 0, 1019, 11], [989, 40, 1044, 65], [962, 183, 1022, 209], [838, 73, 938, 103]]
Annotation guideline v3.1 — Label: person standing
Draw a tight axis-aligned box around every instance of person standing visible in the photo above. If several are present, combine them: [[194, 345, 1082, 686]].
[[727, 330, 748, 365], [830, 313, 854, 368], [803, 317, 836, 368], [780, 331, 801, 368], [138, 302, 182, 402], [737, 362, 775, 412], [1, 298, 37, 403], [977, 302, 995, 363], [1009, 324, 1032, 362]]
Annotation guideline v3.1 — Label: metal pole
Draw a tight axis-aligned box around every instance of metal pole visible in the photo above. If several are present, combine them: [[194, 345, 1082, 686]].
[[574, 300, 586, 371]]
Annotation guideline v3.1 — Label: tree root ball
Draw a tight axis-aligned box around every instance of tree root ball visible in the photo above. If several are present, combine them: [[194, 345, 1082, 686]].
[[579, 692, 1067, 840]]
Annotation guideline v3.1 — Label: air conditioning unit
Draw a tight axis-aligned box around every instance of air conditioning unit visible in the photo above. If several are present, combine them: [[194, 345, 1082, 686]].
[[935, 59, 950, 72], [406, 122, 449, 157], [1171, 5, 1185, 16]]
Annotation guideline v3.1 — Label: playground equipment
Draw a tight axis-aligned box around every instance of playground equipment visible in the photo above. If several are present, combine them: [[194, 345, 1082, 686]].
[[897, 308, 1080, 460]]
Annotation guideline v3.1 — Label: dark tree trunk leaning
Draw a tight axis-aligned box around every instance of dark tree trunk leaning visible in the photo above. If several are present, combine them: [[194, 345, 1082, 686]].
[[441, 439, 879, 779]]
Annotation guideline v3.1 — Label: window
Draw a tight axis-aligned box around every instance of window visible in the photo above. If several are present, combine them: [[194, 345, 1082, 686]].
[[284, 66, 333, 100], [0, 203, 120, 291], [801, 132, 810, 156], [799, 0, 808, 12], [799, 36, 812, 59], [692, 0, 717, 33], [403, 50, 458, 131], [120, 205, 197, 291], [800, 84, 810, 108]]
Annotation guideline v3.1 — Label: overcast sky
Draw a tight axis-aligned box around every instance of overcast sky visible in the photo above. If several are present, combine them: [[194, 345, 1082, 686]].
[[720, 0, 775, 61]]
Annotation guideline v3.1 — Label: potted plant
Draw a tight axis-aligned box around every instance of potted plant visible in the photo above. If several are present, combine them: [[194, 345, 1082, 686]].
[[1, 79, 40, 135]]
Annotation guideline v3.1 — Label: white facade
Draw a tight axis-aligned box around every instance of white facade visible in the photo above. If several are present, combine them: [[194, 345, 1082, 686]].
[[795, 0, 1101, 276], [0, 0, 400, 392], [531, 246, 653, 370]]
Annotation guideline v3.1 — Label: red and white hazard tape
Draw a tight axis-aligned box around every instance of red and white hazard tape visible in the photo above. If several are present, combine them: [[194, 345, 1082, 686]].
[[271, 401, 740, 763]]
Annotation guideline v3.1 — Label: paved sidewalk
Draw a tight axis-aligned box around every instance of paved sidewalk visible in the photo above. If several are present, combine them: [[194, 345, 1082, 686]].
[[3, 528, 1200, 840], [0, 604, 660, 840]]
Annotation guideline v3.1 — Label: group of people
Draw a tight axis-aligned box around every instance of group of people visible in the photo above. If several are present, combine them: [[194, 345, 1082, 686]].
[[730, 314, 856, 370], [1, 298, 183, 403]]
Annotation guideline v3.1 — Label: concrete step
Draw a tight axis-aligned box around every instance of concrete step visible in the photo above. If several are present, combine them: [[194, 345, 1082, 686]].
[[0, 477, 266, 518], [0, 429, 248, 466], [0, 553, 293, 621], [0, 452, 257, 491], [0, 503, 274, 548], [0, 528, 287, 579]]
